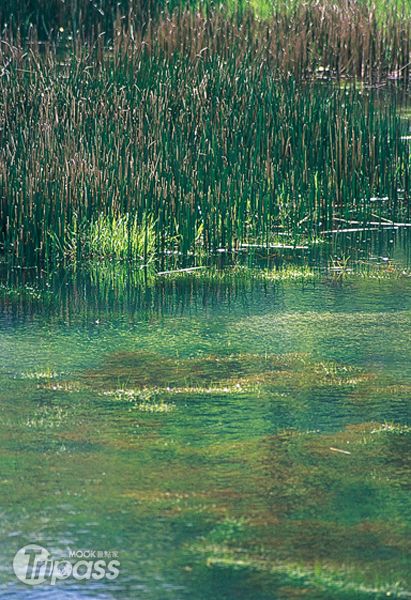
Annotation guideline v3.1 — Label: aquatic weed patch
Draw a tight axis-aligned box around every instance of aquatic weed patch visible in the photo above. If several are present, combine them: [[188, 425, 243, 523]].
[[190, 423, 411, 597], [98, 420, 410, 595], [82, 351, 367, 392], [103, 388, 175, 413]]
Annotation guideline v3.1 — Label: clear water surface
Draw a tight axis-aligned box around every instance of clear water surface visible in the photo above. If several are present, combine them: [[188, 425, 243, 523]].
[[0, 234, 410, 599]]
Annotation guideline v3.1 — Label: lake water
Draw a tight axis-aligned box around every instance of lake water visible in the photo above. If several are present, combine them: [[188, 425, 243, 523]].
[[1, 234, 410, 599]]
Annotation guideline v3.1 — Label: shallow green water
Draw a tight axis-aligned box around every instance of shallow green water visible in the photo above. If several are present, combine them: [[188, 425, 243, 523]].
[[1, 254, 411, 598]]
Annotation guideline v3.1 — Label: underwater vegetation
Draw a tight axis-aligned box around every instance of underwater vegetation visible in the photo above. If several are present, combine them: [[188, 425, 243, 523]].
[[79, 350, 368, 391], [15, 343, 411, 597], [4, 285, 411, 598], [191, 422, 411, 598], [24, 348, 409, 419]]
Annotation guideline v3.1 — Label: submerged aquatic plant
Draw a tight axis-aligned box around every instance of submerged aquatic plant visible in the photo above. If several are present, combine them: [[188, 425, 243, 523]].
[[104, 388, 175, 412], [19, 369, 60, 381], [191, 422, 411, 597]]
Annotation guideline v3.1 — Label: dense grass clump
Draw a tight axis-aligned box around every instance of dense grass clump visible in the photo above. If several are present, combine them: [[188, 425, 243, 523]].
[[0, 4, 410, 265], [48, 212, 156, 262]]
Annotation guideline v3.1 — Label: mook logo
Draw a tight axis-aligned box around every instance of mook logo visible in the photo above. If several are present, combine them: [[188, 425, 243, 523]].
[[13, 544, 120, 586]]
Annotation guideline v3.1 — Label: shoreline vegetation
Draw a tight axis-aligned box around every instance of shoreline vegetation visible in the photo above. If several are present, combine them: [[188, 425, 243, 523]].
[[0, 1, 410, 267]]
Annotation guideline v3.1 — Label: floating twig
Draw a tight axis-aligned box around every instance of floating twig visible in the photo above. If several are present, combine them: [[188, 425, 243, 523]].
[[157, 266, 207, 276], [321, 226, 398, 234], [329, 447, 352, 455], [240, 243, 309, 250]]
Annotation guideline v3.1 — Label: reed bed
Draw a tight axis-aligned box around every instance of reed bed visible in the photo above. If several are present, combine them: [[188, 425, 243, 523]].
[[0, 2, 410, 265], [1, 1, 410, 35]]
